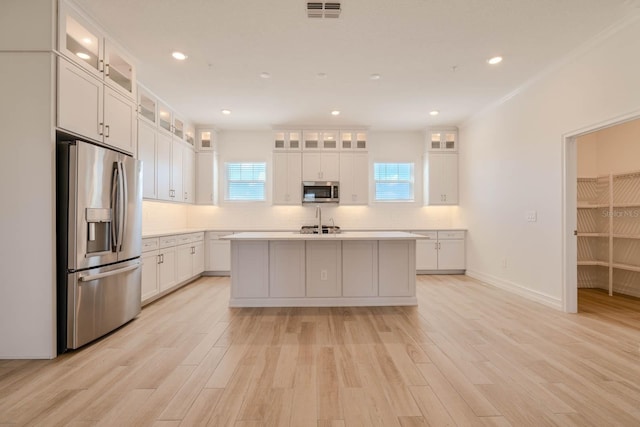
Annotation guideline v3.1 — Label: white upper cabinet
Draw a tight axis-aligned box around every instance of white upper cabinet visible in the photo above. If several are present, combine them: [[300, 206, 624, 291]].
[[426, 129, 457, 151], [58, 57, 136, 154], [273, 152, 302, 205], [340, 131, 367, 150], [339, 152, 368, 205], [424, 152, 458, 205], [59, 1, 136, 99], [302, 152, 340, 181], [138, 120, 157, 199]]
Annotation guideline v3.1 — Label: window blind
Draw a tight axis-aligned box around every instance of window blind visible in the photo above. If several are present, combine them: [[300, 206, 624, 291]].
[[374, 163, 414, 201], [225, 162, 266, 201]]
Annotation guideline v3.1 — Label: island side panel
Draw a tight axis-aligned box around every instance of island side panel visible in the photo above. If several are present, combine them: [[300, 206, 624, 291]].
[[230, 240, 269, 298], [379, 240, 416, 297], [342, 240, 379, 297], [269, 240, 306, 297]]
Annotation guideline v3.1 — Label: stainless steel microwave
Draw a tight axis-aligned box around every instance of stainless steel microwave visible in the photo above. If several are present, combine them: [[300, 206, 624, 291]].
[[302, 181, 339, 204]]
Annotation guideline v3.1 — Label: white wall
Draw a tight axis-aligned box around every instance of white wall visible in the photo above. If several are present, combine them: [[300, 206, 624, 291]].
[[187, 130, 460, 231], [459, 14, 640, 309], [0, 53, 56, 359]]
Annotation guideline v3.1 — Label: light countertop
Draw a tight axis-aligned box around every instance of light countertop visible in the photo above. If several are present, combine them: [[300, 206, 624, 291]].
[[142, 228, 208, 238], [222, 231, 427, 241]]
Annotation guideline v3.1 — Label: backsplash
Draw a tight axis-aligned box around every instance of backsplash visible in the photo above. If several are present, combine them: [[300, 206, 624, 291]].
[[142, 200, 189, 233]]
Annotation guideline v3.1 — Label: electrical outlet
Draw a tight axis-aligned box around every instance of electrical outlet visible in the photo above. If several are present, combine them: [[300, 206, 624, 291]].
[[320, 269, 327, 281], [526, 210, 537, 222]]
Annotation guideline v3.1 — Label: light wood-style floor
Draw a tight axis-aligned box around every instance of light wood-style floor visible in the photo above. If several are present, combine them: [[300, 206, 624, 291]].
[[1, 275, 640, 426]]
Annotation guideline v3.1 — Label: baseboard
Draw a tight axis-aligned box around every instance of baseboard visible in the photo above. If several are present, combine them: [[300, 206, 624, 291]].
[[229, 296, 418, 308], [465, 269, 563, 310]]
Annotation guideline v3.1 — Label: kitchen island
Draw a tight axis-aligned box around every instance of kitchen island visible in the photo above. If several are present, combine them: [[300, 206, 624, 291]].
[[223, 231, 422, 307]]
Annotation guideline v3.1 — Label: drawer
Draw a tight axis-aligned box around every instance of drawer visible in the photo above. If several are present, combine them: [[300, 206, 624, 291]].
[[437, 230, 465, 240], [141, 237, 159, 252], [176, 233, 192, 245], [159, 236, 178, 248], [411, 231, 437, 240]]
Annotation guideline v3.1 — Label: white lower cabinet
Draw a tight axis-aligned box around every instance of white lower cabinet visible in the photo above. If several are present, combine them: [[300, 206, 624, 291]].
[[379, 240, 416, 297], [158, 245, 177, 292], [141, 249, 159, 301], [414, 230, 466, 272], [269, 241, 306, 297], [205, 232, 232, 274], [306, 241, 342, 297], [342, 241, 378, 296], [141, 233, 204, 304]]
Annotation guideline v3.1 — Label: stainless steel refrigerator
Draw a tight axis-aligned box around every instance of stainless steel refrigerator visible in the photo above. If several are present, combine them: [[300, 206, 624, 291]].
[[56, 139, 142, 353]]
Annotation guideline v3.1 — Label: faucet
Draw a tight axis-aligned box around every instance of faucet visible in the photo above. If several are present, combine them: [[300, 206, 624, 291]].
[[315, 206, 322, 233]]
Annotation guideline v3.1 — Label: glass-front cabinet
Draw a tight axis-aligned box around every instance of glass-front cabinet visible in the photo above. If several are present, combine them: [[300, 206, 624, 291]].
[[426, 129, 458, 151], [158, 102, 172, 134], [138, 87, 157, 124], [273, 131, 301, 150], [59, 1, 136, 99], [340, 131, 367, 150], [104, 42, 134, 95], [198, 129, 217, 151]]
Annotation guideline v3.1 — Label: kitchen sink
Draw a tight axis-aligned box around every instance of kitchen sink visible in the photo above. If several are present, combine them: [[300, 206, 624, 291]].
[[299, 225, 341, 234]]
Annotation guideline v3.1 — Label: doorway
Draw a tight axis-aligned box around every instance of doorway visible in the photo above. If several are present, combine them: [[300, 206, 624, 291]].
[[564, 116, 640, 312]]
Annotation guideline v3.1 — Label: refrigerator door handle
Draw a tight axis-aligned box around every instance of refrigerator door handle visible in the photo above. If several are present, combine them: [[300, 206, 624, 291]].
[[119, 160, 128, 252], [111, 164, 119, 251], [79, 261, 141, 282]]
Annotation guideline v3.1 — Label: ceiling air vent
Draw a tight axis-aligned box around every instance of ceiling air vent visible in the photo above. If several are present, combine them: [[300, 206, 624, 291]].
[[307, 2, 324, 18], [323, 3, 341, 18], [307, 2, 341, 18]]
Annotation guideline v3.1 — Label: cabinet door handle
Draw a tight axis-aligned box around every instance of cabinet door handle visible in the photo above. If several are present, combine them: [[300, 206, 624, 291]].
[[98, 122, 104, 136], [104, 63, 110, 77], [98, 59, 104, 73], [105, 125, 110, 138], [184, 191, 188, 200]]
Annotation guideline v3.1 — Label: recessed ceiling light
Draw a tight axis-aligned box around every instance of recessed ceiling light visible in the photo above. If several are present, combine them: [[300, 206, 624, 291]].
[[259, 72, 271, 79], [429, 110, 439, 116], [76, 52, 90, 60], [487, 56, 503, 65], [221, 109, 231, 115], [331, 110, 340, 116], [370, 73, 381, 80], [172, 51, 188, 61], [316, 72, 327, 79], [82, 37, 92, 44]]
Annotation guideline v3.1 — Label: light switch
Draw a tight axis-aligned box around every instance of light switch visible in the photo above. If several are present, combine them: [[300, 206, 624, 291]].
[[526, 210, 537, 222]]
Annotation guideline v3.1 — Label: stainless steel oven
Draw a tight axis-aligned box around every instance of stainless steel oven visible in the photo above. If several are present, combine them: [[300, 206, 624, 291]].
[[302, 181, 339, 204]]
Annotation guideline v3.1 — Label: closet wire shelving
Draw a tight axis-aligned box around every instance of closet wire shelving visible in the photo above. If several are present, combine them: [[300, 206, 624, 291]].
[[577, 171, 640, 297]]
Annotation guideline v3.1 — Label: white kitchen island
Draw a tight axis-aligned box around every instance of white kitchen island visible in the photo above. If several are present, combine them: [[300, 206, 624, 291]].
[[223, 231, 422, 307]]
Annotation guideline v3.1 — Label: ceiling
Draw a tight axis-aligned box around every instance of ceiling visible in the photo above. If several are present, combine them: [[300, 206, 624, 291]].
[[73, 0, 640, 131]]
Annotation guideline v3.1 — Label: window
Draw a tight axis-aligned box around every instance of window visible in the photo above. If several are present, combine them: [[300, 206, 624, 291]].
[[374, 162, 414, 201], [225, 162, 266, 201]]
